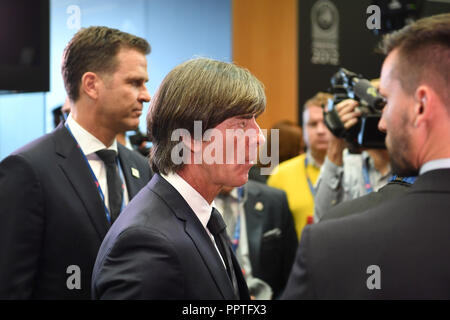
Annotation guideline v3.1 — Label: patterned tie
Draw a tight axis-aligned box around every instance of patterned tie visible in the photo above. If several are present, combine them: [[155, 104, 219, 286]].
[[96, 150, 123, 223], [207, 208, 239, 298]]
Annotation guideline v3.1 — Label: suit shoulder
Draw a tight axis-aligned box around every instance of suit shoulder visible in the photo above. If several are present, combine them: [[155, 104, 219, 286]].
[[118, 144, 151, 171], [247, 179, 286, 199], [310, 195, 411, 249], [11, 130, 57, 159], [119, 144, 146, 161]]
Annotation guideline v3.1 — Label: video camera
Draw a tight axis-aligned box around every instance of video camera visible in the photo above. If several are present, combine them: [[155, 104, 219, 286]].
[[128, 130, 151, 157], [324, 68, 386, 149]]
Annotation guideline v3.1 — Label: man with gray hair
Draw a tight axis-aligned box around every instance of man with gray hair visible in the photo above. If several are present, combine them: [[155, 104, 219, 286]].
[[282, 13, 450, 299], [92, 57, 266, 299]]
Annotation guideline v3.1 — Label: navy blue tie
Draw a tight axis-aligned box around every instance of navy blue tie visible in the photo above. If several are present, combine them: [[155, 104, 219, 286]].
[[96, 150, 123, 223], [207, 208, 239, 298]]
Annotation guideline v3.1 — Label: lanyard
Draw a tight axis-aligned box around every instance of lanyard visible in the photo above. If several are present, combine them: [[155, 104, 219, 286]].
[[230, 187, 244, 253], [362, 159, 374, 194], [65, 123, 125, 224], [389, 174, 417, 184], [304, 157, 316, 197]]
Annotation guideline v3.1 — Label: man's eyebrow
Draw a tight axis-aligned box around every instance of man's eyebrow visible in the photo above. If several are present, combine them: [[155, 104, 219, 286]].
[[127, 75, 149, 82]]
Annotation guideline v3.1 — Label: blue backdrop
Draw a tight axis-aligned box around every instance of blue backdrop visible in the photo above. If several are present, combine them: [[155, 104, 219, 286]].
[[0, 0, 231, 160]]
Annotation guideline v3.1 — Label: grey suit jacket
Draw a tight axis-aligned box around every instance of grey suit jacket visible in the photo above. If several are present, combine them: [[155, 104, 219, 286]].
[[92, 174, 250, 300], [282, 169, 450, 299], [0, 124, 151, 299]]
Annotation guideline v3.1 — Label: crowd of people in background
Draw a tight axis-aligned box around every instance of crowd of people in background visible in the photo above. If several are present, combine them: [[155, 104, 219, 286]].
[[0, 13, 449, 300]]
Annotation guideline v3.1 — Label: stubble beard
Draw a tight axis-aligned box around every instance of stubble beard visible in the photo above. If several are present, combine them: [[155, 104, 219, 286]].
[[387, 114, 419, 177]]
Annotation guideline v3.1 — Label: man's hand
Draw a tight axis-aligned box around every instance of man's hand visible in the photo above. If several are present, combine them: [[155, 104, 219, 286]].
[[336, 99, 361, 129], [327, 99, 361, 166]]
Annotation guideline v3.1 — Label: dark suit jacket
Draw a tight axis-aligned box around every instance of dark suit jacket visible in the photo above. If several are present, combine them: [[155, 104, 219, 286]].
[[321, 180, 412, 221], [282, 169, 450, 299], [0, 124, 151, 299], [248, 165, 269, 184], [92, 174, 250, 300], [244, 180, 298, 298]]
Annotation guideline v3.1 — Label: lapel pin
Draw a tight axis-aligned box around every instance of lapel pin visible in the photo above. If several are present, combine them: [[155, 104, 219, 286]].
[[131, 167, 140, 178], [254, 201, 264, 211]]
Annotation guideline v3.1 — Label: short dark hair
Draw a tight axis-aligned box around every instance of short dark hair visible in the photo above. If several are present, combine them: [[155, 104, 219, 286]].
[[379, 13, 450, 104], [62, 26, 151, 102], [147, 58, 266, 175]]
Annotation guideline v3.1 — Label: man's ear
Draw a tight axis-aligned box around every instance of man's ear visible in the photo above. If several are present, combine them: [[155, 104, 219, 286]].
[[180, 135, 203, 165], [80, 72, 100, 100], [182, 137, 203, 154], [413, 85, 431, 128]]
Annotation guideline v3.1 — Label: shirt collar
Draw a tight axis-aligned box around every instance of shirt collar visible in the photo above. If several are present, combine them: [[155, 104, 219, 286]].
[[161, 172, 214, 230], [66, 113, 118, 156], [420, 158, 450, 175], [306, 150, 321, 168]]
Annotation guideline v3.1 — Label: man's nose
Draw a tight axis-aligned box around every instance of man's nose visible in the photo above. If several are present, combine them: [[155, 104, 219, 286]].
[[378, 108, 387, 133], [317, 121, 327, 134], [139, 86, 151, 103]]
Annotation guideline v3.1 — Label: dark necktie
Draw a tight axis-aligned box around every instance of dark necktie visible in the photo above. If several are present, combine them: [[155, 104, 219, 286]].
[[96, 150, 123, 223], [207, 208, 239, 298]]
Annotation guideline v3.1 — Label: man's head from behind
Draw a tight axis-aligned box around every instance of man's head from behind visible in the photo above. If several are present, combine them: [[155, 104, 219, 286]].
[[378, 13, 450, 176], [147, 57, 266, 180]]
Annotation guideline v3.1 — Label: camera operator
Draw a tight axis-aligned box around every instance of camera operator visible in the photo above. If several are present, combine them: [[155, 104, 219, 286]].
[[314, 94, 392, 223]]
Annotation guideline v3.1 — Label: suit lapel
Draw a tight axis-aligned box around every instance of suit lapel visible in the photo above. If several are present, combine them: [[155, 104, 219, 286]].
[[229, 242, 251, 299], [244, 184, 265, 276], [54, 124, 110, 240], [117, 143, 145, 200], [151, 175, 237, 299], [184, 220, 238, 299]]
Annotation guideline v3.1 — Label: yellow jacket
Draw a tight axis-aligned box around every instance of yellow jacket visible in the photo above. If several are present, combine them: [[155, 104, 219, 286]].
[[267, 153, 320, 240]]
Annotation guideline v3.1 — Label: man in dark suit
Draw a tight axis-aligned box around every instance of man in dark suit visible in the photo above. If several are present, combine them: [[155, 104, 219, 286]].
[[321, 176, 415, 222], [215, 180, 298, 299], [0, 26, 152, 299], [282, 13, 450, 299], [92, 58, 267, 299]]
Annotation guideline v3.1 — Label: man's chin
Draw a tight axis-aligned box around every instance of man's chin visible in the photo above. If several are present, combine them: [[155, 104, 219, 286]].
[[228, 169, 250, 187], [123, 121, 140, 132]]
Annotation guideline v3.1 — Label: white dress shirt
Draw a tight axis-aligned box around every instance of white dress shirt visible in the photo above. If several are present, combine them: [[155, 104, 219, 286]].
[[420, 158, 450, 175], [161, 172, 225, 266], [65, 114, 129, 213]]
